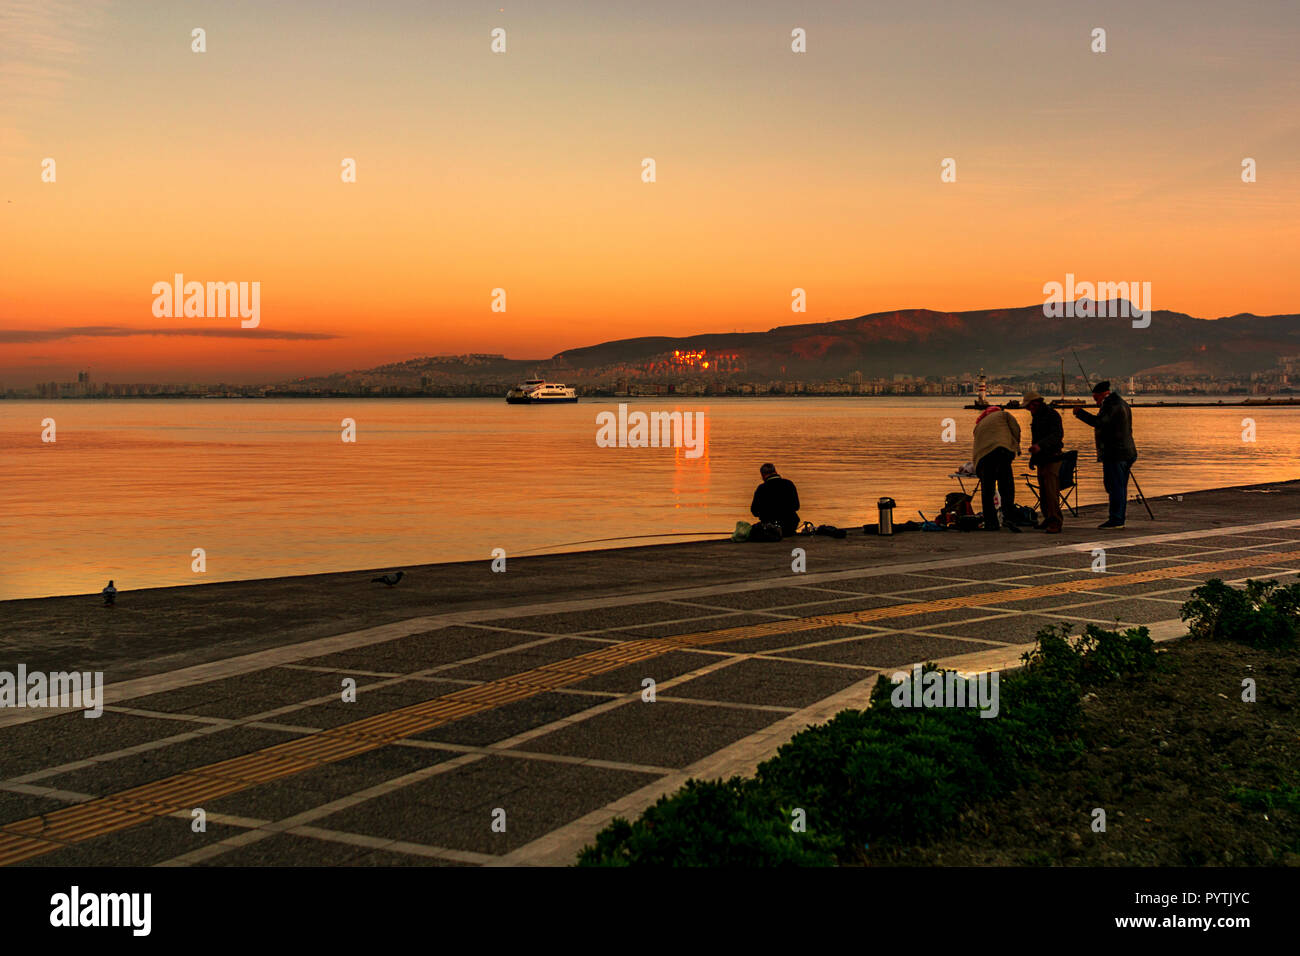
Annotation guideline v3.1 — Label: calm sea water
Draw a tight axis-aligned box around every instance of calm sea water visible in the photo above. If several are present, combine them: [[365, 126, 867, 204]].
[[2, 397, 1296, 600]]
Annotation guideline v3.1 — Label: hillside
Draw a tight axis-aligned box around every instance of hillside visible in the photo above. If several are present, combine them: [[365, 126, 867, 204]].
[[555, 304, 1300, 379], [282, 303, 1300, 389]]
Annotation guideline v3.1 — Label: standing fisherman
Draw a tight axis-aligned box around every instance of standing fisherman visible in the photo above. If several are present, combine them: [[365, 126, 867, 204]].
[[972, 405, 1021, 531], [1073, 381, 1138, 529], [1024, 391, 1064, 534]]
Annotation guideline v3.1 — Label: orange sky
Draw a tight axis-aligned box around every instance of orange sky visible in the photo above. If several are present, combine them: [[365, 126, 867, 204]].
[[3, 1, 1299, 385]]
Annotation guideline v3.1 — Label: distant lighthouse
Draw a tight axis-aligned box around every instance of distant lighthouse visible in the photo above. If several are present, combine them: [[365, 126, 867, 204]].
[[976, 369, 988, 407]]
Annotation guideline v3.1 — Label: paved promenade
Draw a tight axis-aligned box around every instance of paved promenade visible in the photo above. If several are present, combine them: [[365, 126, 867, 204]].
[[2, 480, 1299, 866]]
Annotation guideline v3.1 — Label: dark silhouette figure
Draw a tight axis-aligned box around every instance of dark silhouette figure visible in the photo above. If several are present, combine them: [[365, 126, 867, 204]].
[[750, 463, 800, 536], [372, 571, 405, 587], [102, 580, 117, 607], [1073, 381, 1138, 529]]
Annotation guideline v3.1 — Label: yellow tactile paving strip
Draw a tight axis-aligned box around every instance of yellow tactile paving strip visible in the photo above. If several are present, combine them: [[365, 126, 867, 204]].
[[1, 548, 1295, 865]]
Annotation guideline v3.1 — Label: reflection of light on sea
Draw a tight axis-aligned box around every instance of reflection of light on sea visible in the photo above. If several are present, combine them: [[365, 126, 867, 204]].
[[672, 406, 710, 516]]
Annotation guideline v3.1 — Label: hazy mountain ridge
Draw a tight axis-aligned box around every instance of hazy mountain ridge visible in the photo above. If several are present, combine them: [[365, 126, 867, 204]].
[[284, 304, 1300, 388], [555, 304, 1300, 379]]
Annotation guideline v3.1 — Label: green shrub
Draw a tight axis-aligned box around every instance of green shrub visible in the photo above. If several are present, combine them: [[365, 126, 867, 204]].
[[757, 704, 998, 848], [577, 622, 1159, 866], [1020, 622, 1157, 687], [1075, 623, 1159, 684], [576, 777, 836, 867], [1181, 578, 1300, 648]]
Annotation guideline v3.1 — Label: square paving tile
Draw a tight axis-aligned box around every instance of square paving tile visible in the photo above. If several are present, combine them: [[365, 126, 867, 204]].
[[42, 725, 303, 796], [825, 573, 981, 594], [0, 711, 198, 781], [1180, 534, 1295, 548], [288, 678, 466, 729], [343, 847, 475, 866], [474, 602, 723, 635], [703, 623, 884, 654], [877, 580, 1026, 598], [1103, 542, 1213, 558], [516, 699, 777, 769], [774, 632, 999, 669], [672, 586, 863, 611], [767, 595, 908, 617], [612, 612, 779, 639], [297, 626, 551, 671], [663, 657, 864, 709], [311, 755, 659, 854], [1175, 566, 1296, 582], [126, 668, 390, 720], [919, 612, 1079, 644], [1094, 558, 1199, 573], [204, 745, 459, 820], [433, 638, 612, 683], [1050, 598, 1193, 626], [0, 789, 76, 827], [14, 816, 244, 867], [869, 606, 1010, 628], [199, 832, 470, 866], [410, 691, 611, 747], [1182, 548, 1283, 563], [569, 649, 723, 693], [963, 564, 1090, 583], [979, 590, 1114, 611], [1080, 577, 1203, 596], [1012, 551, 1118, 570]]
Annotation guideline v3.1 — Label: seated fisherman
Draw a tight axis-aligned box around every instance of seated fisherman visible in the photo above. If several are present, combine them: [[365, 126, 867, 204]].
[[751, 463, 801, 536]]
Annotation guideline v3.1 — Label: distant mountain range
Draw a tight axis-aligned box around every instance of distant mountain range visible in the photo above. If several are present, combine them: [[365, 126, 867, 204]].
[[287, 302, 1300, 389], [555, 303, 1300, 379]]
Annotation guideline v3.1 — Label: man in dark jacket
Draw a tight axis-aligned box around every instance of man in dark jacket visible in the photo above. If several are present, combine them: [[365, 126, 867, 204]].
[[751, 463, 800, 536], [1024, 391, 1064, 533], [1072, 381, 1138, 529]]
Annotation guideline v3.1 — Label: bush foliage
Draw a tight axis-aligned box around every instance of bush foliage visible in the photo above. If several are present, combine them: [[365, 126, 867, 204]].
[[1181, 578, 1300, 648], [577, 621, 1162, 866]]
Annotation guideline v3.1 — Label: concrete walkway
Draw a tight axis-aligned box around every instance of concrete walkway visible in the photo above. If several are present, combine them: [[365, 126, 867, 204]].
[[2, 479, 1298, 866]]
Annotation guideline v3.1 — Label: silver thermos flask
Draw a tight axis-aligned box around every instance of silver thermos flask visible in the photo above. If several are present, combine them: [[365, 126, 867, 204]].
[[878, 497, 896, 535]]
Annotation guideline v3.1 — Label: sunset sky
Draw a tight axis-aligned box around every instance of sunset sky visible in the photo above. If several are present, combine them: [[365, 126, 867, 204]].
[[2, 0, 1298, 386]]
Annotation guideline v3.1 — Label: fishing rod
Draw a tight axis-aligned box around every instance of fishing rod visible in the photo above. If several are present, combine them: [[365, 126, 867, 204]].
[[1070, 351, 1154, 520], [1071, 349, 1091, 389]]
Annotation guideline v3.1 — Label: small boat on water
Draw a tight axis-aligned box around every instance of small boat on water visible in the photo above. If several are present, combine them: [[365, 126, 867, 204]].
[[506, 379, 578, 404]]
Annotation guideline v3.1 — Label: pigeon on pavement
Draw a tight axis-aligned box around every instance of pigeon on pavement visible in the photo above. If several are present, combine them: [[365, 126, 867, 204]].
[[102, 580, 117, 606], [372, 571, 405, 587]]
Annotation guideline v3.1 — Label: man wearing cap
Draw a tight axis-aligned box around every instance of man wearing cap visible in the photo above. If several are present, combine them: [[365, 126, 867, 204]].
[[751, 463, 801, 536], [1072, 381, 1138, 529], [1024, 391, 1064, 533]]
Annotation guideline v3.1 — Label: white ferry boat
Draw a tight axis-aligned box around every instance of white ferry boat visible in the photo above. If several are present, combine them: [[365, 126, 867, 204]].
[[505, 379, 578, 404]]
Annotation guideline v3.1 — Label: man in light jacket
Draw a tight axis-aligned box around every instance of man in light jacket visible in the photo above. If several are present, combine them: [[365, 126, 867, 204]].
[[972, 405, 1021, 531]]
